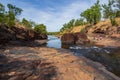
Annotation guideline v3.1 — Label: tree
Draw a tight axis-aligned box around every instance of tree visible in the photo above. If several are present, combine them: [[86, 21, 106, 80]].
[[81, 0, 101, 25], [114, 0, 120, 17], [34, 24, 47, 34], [0, 3, 5, 14], [5, 4, 23, 26], [74, 18, 85, 26], [102, 0, 115, 19], [22, 18, 32, 29], [29, 20, 36, 28], [7, 11, 15, 26], [7, 4, 23, 17], [60, 19, 75, 32], [115, 0, 120, 9], [0, 3, 6, 24]]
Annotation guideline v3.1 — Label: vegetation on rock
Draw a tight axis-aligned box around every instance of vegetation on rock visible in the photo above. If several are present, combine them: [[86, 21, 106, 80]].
[[60, 0, 120, 34], [0, 3, 47, 34]]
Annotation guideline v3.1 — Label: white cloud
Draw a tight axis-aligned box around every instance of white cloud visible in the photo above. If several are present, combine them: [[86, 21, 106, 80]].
[[1, 0, 108, 32], [20, 1, 92, 32]]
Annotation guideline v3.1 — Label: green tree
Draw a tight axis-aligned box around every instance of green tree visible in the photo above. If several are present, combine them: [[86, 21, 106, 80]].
[[0, 3, 5, 14], [60, 19, 75, 32], [22, 18, 32, 29], [102, 0, 115, 19], [7, 4, 23, 17], [0, 3, 8, 24], [6, 4, 23, 26], [29, 20, 36, 28], [74, 18, 85, 26], [81, 0, 101, 25], [115, 0, 120, 9], [114, 0, 120, 17], [34, 24, 47, 34], [7, 11, 15, 26]]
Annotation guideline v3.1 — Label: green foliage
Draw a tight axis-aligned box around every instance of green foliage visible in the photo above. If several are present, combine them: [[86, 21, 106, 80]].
[[60, 19, 75, 32], [0, 3, 5, 14], [7, 11, 15, 26], [29, 20, 36, 28], [114, 0, 120, 17], [102, 0, 120, 26], [110, 15, 118, 26], [0, 3, 23, 26], [34, 24, 47, 34], [115, 0, 120, 9], [7, 4, 23, 16], [7, 4, 22, 26], [102, 0, 115, 19], [80, 27, 86, 33], [0, 3, 6, 24], [81, 0, 101, 25], [74, 18, 85, 26], [47, 32, 60, 35], [22, 18, 32, 29], [115, 10, 120, 17]]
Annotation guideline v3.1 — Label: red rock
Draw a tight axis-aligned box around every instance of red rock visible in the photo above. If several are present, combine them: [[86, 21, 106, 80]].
[[61, 32, 90, 45]]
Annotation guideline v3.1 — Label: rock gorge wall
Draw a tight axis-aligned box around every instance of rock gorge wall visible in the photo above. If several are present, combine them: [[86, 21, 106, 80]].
[[0, 24, 47, 44]]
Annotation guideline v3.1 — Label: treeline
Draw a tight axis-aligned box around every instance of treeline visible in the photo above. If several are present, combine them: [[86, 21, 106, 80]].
[[60, 0, 120, 32], [0, 3, 47, 34], [47, 32, 60, 35]]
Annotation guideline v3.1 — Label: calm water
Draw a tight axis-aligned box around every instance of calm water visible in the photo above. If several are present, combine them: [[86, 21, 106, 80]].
[[47, 35, 120, 77], [47, 35, 61, 48]]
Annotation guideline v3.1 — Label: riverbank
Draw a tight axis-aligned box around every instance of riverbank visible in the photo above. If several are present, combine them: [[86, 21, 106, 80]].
[[88, 33, 120, 47], [0, 42, 120, 80]]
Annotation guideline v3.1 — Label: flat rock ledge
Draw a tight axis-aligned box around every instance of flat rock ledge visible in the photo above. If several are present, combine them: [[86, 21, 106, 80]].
[[0, 46, 120, 80]]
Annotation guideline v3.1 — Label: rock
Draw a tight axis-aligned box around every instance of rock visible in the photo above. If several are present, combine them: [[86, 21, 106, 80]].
[[0, 24, 47, 44], [74, 32, 90, 44], [61, 33, 75, 44], [34, 32, 48, 40], [0, 54, 8, 64], [61, 32, 90, 45]]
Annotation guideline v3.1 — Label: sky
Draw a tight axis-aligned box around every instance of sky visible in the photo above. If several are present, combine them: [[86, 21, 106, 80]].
[[0, 0, 108, 32]]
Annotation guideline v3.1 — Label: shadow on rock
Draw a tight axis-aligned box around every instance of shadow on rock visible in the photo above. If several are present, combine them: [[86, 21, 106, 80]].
[[0, 56, 57, 80]]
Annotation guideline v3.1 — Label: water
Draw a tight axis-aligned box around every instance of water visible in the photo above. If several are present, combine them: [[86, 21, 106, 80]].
[[47, 35, 61, 48], [46, 35, 120, 77]]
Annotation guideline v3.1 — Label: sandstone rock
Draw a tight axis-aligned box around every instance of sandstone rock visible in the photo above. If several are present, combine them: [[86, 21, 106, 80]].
[[61, 33, 75, 44], [0, 24, 47, 44], [61, 32, 90, 45], [74, 32, 90, 44], [0, 54, 8, 64]]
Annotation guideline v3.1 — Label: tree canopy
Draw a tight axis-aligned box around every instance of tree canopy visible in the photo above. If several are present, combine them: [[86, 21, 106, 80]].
[[34, 24, 47, 34], [81, 0, 101, 25]]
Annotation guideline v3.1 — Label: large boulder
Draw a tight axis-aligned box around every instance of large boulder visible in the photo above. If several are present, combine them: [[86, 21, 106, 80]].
[[61, 33, 75, 44], [61, 32, 90, 45], [74, 32, 90, 44]]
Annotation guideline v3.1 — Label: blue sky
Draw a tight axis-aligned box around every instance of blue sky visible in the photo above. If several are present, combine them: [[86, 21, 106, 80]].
[[0, 0, 108, 32]]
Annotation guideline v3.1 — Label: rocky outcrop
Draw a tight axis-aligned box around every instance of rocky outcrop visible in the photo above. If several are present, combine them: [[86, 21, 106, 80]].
[[61, 33, 75, 44], [61, 32, 90, 45], [93, 26, 120, 35], [74, 32, 90, 44], [0, 24, 47, 44]]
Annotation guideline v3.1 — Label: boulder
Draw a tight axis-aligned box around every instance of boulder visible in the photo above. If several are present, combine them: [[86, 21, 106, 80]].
[[61, 32, 90, 45], [61, 33, 75, 44], [74, 32, 90, 44]]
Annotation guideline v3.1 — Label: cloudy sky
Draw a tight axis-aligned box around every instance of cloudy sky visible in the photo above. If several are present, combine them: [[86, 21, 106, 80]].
[[1, 0, 108, 32]]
